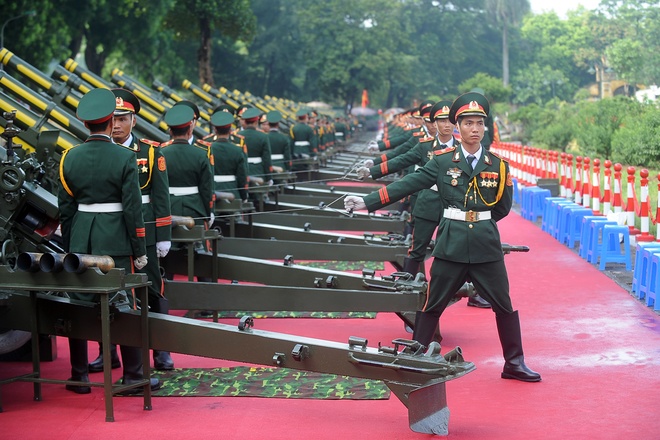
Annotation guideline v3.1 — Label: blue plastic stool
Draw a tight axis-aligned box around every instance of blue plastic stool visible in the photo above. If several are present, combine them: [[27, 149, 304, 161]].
[[585, 220, 618, 264], [542, 197, 567, 234], [578, 216, 603, 259], [521, 186, 540, 220], [562, 207, 594, 248], [548, 200, 576, 239], [556, 203, 582, 242], [632, 242, 660, 299], [512, 177, 520, 205], [531, 188, 551, 222], [645, 252, 660, 311], [598, 225, 632, 270]]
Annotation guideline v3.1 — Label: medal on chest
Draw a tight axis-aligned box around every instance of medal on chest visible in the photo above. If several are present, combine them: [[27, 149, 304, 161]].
[[137, 158, 148, 173], [479, 171, 498, 188], [447, 167, 462, 186]]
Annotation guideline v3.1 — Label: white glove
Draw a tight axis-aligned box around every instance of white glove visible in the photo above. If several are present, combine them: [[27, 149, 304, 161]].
[[209, 213, 215, 225], [156, 241, 171, 258], [134, 255, 148, 270], [363, 159, 374, 168], [344, 195, 366, 211], [367, 140, 379, 153], [267, 179, 274, 187], [356, 167, 371, 179]]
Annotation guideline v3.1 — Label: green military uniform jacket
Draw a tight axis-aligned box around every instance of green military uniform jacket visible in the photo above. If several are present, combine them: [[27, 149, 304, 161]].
[[370, 135, 436, 179], [58, 134, 146, 257], [289, 122, 316, 156], [121, 133, 171, 245], [373, 130, 425, 165], [209, 137, 249, 201], [238, 127, 272, 181], [364, 145, 512, 264], [160, 139, 213, 223], [267, 129, 292, 171]]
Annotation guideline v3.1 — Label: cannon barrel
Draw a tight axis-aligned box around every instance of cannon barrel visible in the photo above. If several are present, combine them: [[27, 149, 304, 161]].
[[502, 243, 530, 254], [16, 252, 43, 272], [53, 66, 169, 142], [170, 215, 196, 228], [39, 252, 65, 272], [0, 71, 90, 141], [63, 253, 115, 273]]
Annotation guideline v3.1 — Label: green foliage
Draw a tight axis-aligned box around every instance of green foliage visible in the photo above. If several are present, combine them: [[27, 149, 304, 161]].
[[458, 73, 512, 103], [612, 103, 660, 167], [571, 97, 642, 159]]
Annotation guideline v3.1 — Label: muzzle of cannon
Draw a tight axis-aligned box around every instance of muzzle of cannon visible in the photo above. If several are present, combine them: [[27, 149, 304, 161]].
[[38, 252, 65, 272], [16, 252, 42, 272]]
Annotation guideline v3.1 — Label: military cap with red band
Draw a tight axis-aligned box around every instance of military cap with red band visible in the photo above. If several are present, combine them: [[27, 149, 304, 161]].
[[111, 88, 141, 115], [449, 91, 490, 124], [429, 99, 453, 122]]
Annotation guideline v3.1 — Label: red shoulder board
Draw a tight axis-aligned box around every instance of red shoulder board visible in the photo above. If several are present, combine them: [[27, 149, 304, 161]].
[[160, 140, 173, 148], [412, 131, 425, 137], [140, 139, 161, 147], [196, 140, 212, 148], [434, 146, 456, 155], [489, 150, 506, 162], [420, 136, 434, 142], [202, 133, 215, 141]]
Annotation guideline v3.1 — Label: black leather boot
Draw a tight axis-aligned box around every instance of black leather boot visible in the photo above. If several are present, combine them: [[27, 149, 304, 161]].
[[66, 338, 91, 394], [467, 293, 492, 308], [412, 310, 442, 347], [496, 310, 541, 382], [402, 257, 420, 276], [150, 297, 174, 370], [88, 343, 121, 373], [119, 345, 161, 395]]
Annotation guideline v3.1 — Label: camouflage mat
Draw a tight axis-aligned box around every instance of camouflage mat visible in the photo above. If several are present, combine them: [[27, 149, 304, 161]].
[[296, 260, 385, 271], [187, 310, 377, 319], [117, 366, 390, 399]]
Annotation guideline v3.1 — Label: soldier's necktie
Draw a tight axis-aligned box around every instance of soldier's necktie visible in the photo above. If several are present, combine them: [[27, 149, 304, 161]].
[[467, 155, 477, 169]]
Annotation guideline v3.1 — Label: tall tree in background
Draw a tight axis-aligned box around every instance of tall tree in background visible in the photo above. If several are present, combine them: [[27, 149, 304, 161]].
[[164, 0, 256, 86], [485, 0, 530, 87]]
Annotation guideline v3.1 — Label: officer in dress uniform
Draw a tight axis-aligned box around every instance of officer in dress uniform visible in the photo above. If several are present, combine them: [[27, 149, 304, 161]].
[[265, 110, 292, 173], [344, 92, 541, 382], [160, 105, 214, 273], [208, 111, 249, 202], [58, 88, 160, 393], [107, 88, 174, 370], [290, 109, 316, 159], [237, 107, 273, 187]]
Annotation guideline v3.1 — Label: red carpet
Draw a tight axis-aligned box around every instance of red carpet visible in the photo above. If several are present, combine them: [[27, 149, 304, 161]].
[[1, 211, 659, 439]]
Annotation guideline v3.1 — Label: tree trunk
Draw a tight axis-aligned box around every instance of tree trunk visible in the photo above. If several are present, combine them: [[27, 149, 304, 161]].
[[84, 35, 106, 75], [502, 25, 509, 87], [198, 17, 214, 87]]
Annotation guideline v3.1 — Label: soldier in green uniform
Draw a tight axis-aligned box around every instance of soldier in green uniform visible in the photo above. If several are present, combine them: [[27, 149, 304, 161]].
[[208, 111, 248, 202], [58, 88, 160, 393], [160, 105, 214, 241], [289, 109, 316, 158], [344, 92, 541, 382], [265, 110, 292, 173], [238, 107, 273, 187], [109, 88, 174, 370]]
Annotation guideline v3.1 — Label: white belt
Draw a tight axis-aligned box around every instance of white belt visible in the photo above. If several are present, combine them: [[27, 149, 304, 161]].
[[169, 186, 199, 196], [294, 141, 310, 146], [429, 184, 438, 192], [141, 195, 151, 204], [334, 132, 344, 137], [443, 208, 491, 222], [247, 157, 262, 164], [214, 175, 236, 183], [78, 202, 123, 213], [271, 154, 284, 160]]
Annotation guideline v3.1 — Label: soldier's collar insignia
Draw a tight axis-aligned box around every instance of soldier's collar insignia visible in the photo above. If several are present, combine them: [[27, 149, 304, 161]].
[[484, 155, 492, 165], [452, 151, 461, 162]]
